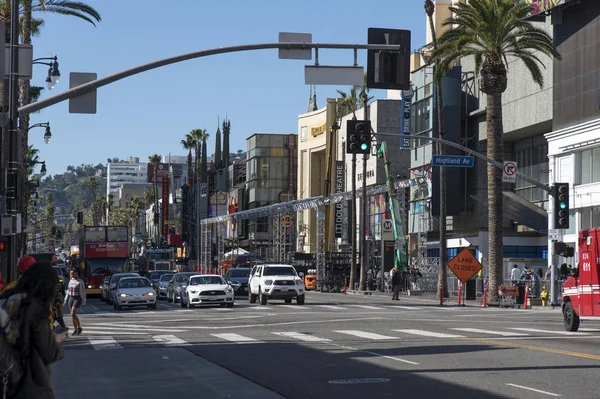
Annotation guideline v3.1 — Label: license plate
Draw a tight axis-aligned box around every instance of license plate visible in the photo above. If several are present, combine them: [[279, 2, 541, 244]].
[[280, 287, 288, 292]]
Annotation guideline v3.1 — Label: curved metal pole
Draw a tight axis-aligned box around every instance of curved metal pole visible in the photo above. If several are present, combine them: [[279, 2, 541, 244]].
[[18, 42, 404, 116], [373, 132, 551, 194]]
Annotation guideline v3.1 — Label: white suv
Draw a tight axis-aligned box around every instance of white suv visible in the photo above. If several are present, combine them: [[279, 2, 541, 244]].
[[248, 264, 305, 305]]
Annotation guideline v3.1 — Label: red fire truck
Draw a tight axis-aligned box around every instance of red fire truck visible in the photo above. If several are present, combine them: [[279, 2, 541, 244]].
[[562, 227, 600, 331], [80, 226, 130, 295]]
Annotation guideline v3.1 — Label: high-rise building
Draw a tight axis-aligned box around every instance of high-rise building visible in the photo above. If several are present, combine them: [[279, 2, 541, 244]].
[[106, 159, 148, 206]]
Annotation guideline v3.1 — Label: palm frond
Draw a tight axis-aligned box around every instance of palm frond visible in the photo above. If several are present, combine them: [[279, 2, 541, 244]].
[[32, 0, 101, 26]]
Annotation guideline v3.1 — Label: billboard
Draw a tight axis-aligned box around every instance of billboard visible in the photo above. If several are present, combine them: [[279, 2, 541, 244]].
[[85, 242, 129, 258], [147, 163, 169, 183], [516, 0, 573, 16], [161, 176, 169, 236]]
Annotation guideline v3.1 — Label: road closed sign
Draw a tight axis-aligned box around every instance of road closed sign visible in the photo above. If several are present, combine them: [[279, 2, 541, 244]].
[[447, 248, 483, 283]]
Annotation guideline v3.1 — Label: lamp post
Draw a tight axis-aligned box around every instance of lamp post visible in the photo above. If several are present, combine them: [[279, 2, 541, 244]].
[[33, 55, 61, 90], [27, 122, 52, 144], [29, 160, 47, 176]]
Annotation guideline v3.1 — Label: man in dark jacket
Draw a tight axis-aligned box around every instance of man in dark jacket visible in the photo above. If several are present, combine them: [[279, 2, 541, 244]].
[[391, 267, 402, 300]]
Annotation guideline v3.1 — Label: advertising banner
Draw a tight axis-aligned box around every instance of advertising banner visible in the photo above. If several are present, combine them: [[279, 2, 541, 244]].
[[516, 0, 572, 16], [85, 242, 129, 258], [335, 161, 344, 238], [400, 87, 414, 149], [162, 177, 169, 236]]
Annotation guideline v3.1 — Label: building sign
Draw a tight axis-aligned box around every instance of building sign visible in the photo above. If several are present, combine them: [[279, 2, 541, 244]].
[[311, 123, 326, 137], [400, 87, 414, 149], [162, 177, 169, 236], [335, 161, 344, 238], [147, 163, 169, 183], [358, 170, 375, 181], [516, 0, 572, 16], [85, 242, 129, 258]]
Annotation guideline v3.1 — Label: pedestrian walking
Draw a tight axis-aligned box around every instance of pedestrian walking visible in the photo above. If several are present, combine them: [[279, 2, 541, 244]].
[[391, 267, 401, 300], [63, 267, 86, 336], [510, 264, 520, 284], [0, 260, 66, 399], [52, 282, 68, 337]]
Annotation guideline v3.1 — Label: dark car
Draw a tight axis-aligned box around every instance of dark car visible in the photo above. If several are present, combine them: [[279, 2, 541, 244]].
[[167, 272, 196, 303], [225, 267, 250, 295], [153, 272, 175, 299], [107, 273, 139, 305], [149, 270, 173, 285]]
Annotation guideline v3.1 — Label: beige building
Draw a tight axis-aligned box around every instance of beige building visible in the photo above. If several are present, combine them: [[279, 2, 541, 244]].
[[297, 98, 338, 253]]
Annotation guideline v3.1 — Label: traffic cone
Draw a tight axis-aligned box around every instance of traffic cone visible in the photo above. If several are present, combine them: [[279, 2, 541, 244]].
[[523, 282, 529, 310]]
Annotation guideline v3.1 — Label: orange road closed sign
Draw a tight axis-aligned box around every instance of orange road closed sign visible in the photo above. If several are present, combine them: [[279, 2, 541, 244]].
[[447, 248, 483, 283]]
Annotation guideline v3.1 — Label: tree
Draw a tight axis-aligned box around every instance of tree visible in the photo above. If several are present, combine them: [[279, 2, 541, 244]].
[[425, 0, 448, 299], [200, 130, 210, 182], [430, 0, 560, 303], [148, 154, 162, 242], [44, 192, 55, 249], [188, 129, 205, 184]]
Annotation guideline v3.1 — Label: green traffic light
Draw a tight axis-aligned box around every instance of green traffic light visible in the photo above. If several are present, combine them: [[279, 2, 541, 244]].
[[560, 203, 567, 209], [360, 143, 368, 151]]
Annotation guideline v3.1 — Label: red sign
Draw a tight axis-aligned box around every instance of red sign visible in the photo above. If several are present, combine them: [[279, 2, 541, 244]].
[[162, 177, 169, 236], [147, 163, 170, 183], [85, 242, 129, 258], [447, 248, 483, 283]]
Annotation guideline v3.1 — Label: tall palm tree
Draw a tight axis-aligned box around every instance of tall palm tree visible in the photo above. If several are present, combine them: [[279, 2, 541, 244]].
[[337, 86, 360, 120], [425, 0, 449, 299], [25, 144, 38, 175], [189, 129, 205, 184], [200, 130, 210, 182], [181, 133, 196, 185], [148, 154, 162, 242], [430, 0, 560, 303]]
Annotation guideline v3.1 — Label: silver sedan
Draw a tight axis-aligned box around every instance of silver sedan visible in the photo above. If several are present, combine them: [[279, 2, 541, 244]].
[[113, 277, 157, 310]]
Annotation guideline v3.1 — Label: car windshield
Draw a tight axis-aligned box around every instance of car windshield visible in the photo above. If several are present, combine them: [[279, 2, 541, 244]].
[[111, 274, 138, 285], [228, 268, 250, 278], [189, 276, 225, 285], [262, 267, 296, 276], [160, 274, 174, 282], [150, 270, 172, 281], [88, 259, 125, 276], [175, 274, 191, 283], [119, 278, 151, 289]]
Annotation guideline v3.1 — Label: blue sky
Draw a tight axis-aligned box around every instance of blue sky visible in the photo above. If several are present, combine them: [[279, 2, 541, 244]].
[[29, 0, 426, 177]]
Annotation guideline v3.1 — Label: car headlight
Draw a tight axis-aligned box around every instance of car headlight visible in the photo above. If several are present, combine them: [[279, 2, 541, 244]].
[[119, 293, 131, 297], [264, 279, 273, 286], [144, 292, 154, 296], [226, 286, 233, 293], [295, 279, 302, 285], [190, 290, 198, 294]]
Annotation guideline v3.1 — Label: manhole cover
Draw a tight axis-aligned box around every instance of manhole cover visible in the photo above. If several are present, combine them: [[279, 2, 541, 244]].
[[328, 378, 390, 385]]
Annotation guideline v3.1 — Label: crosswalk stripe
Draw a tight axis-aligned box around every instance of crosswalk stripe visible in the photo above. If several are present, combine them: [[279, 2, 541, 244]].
[[390, 306, 423, 310], [211, 333, 264, 344], [88, 336, 122, 350], [73, 329, 143, 335], [352, 305, 385, 310], [248, 306, 269, 310], [394, 329, 464, 338], [277, 305, 310, 310], [334, 330, 398, 340], [451, 328, 530, 337], [272, 332, 331, 342], [510, 328, 590, 335], [153, 335, 190, 346], [317, 305, 347, 310]]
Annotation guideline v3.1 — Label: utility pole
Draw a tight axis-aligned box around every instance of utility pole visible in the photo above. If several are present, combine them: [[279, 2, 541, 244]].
[[349, 152, 357, 290], [358, 93, 369, 291]]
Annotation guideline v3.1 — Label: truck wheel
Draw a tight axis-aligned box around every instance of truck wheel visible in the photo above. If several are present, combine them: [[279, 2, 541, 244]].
[[297, 295, 305, 305], [249, 291, 257, 304], [259, 288, 268, 305], [563, 302, 580, 332]]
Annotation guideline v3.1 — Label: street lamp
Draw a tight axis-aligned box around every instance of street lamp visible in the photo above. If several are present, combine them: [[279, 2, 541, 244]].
[[33, 55, 60, 90], [29, 160, 46, 176], [27, 122, 52, 144]]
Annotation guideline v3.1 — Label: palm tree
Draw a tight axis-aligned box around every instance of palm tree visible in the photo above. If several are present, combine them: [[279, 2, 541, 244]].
[[181, 133, 196, 185], [425, 0, 449, 299], [189, 129, 205, 184], [148, 154, 162, 242], [25, 144, 39, 175], [200, 130, 210, 182], [430, 0, 560, 303], [337, 86, 360, 120]]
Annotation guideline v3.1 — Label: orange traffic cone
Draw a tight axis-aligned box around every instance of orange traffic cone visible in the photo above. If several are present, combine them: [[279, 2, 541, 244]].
[[523, 282, 529, 310]]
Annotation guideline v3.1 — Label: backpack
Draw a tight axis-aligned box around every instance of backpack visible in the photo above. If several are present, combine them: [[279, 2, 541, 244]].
[[0, 297, 26, 398]]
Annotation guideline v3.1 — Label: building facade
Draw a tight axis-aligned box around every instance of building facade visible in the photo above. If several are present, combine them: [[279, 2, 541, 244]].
[[106, 157, 148, 206]]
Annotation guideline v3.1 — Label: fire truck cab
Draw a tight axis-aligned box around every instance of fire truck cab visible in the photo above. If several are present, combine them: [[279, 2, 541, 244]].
[[561, 228, 600, 331]]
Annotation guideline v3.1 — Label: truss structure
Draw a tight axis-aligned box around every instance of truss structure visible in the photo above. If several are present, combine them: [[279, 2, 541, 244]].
[[315, 206, 325, 291], [200, 223, 211, 273], [217, 222, 225, 271]]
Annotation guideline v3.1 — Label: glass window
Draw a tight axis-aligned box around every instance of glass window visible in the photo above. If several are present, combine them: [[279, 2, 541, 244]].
[[593, 147, 600, 183], [580, 149, 592, 184]]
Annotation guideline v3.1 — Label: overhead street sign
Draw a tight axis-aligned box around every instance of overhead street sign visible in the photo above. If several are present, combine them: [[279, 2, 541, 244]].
[[447, 248, 483, 283], [69, 72, 97, 114], [502, 161, 517, 183], [432, 155, 474, 168], [278, 32, 312, 60]]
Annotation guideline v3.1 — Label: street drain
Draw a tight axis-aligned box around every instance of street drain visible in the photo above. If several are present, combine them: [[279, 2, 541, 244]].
[[328, 378, 390, 385]]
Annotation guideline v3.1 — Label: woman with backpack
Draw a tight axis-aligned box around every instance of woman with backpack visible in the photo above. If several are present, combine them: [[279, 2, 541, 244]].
[[0, 260, 66, 398]]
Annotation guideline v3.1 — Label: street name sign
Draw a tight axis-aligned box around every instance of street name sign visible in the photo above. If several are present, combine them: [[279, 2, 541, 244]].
[[278, 32, 312, 60], [432, 155, 474, 168], [447, 248, 483, 283]]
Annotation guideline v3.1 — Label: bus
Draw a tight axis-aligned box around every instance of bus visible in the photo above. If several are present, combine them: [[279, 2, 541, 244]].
[[80, 226, 130, 295]]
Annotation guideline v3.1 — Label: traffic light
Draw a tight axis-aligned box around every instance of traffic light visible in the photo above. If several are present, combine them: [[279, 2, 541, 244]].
[[346, 120, 372, 155], [553, 183, 570, 229], [77, 211, 83, 224], [0, 238, 7, 252], [554, 241, 575, 257]]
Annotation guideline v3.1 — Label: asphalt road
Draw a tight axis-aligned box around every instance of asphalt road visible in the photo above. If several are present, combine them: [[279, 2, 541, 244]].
[[52, 293, 600, 399]]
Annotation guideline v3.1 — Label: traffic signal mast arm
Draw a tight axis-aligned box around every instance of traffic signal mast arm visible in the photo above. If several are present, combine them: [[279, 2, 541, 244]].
[[377, 141, 408, 270]]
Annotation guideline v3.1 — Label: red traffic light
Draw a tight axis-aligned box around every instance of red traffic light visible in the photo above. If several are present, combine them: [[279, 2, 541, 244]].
[[355, 123, 364, 132], [0, 240, 6, 251]]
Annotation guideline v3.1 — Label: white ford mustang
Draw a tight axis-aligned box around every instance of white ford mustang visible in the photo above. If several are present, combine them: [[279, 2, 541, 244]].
[[181, 274, 235, 308]]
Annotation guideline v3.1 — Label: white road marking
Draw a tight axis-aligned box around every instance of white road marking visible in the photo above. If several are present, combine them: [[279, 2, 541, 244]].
[[75, 328, 146, 335], [510, 328, 590, 336], [107, 318, 194, 324], [88, 336, 122, 350], [317, 305, 347, 310], [328, 343, 419, 365], [334, 330, 398, 340], [352, 305, 385, 310], [248, 306, 270, 310], [183, 317, 383, 330], [394, 329, 464, 338], [153, 335, 190, 346], [88, 323, 187, 332], [578, 328, 600, 332], [211, 333, 264, 344], [391, 306, 424, 310], [272, 332, 331, 342], [451, 328, 529, 337], [277, 305, 310, 310], [506, 383, 561, 397]]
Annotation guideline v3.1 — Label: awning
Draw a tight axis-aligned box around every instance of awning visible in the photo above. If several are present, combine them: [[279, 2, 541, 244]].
[[470, 191, 548, 232]]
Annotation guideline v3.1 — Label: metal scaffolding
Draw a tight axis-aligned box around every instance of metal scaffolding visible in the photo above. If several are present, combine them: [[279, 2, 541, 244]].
[[217, 221, 225, 271], [200, 223, 211, 273], [316, 206, 326, 291]]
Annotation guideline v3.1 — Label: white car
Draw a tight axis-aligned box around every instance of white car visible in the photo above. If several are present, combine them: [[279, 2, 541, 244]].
[[248, 264, 305, 305], [181, 274, 235, 308], [113, 276, 157, 310]]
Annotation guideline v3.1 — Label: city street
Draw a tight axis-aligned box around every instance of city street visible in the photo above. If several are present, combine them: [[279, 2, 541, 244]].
[[53, 293, 600, 399]]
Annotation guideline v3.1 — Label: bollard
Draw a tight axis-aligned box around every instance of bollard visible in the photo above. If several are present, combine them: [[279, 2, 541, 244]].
[[523, 282, 529, 310], [439, 281, 443, 306], [458, 283, 462, 306], [344, 276, 347, 295], [482, 288, 487, 307]]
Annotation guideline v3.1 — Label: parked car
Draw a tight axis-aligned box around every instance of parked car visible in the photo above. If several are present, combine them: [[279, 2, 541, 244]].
[[100, 276, 111, 302], [181, 274, 234, 308], [113, 276, 157, 310], [248, 264, 305, 305], [107, 273, 139, 305], [166, 272, 196, 303]]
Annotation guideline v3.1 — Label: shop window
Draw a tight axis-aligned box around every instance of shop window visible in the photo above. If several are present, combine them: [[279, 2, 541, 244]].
[[579, 147, 600, 185]]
